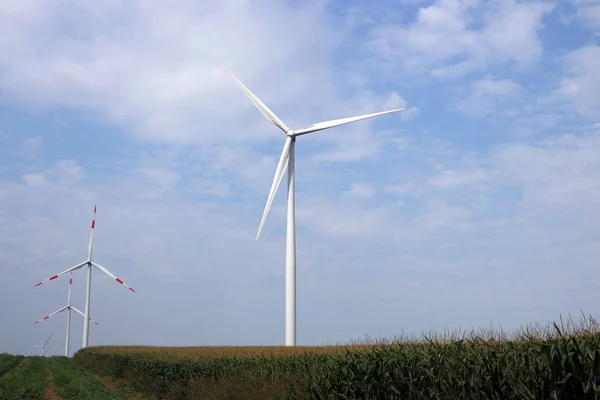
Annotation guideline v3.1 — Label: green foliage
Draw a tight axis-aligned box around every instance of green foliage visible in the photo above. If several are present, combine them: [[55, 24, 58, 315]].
[[47, 356, 132, 400], [0, 357, 45, 400], [0, 354, 24, 378], [76, 350, 320, 399], [74, 315, 600, 400], [309, 331, 600, 399]]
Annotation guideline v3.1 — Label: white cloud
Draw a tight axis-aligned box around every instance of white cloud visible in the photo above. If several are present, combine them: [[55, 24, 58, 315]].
[[308, 126, 389, 163], [417, 200, 474, 233], [0, 0, 414, 152], [366, 0, 554, 79], [401, 0, 432, 4], [570, 0, 600, 31], [491, 131, 600, 207], [52, 159, 86, 183], [20, 159, 87, 188], [552, 45, 600, 115], [383, 183, 423, 198], [456, 75, 527, 117], [384, 93, 421, 121], [0, 0, 419, 175], [376, 127, 600, 253], [134, 167, 180, 194], [181, 179, 232, 198], [297, 198, 387, 238], [344, 182, 376, 199], [15, 137, 43, 160], [23, 174, 48, 187], [430, 169, 487, 189]]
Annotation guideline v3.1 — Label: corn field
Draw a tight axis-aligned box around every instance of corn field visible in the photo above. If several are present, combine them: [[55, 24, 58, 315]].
[[73, 314, 600, 400]]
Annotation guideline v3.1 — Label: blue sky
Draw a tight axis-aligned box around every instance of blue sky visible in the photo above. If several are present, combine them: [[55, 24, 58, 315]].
[[2, 0, 600, 356]]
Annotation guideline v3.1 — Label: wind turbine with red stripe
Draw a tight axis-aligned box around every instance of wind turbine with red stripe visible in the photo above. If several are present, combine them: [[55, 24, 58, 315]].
[[34, 205, 136, 348], [34, 271, 99, 357]]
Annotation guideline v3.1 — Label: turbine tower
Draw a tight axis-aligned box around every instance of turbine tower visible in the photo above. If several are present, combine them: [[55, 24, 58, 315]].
[[34, 272, 99, 357], [219, 62, 404, 346], [34, 206, 136, 348]]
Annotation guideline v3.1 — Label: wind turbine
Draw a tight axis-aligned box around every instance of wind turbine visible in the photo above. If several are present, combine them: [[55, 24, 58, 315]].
[[218, 62, 404, 346], [34, 206, 136, 348], [34, 333, 53, 356], [34, 272, 99, 357]]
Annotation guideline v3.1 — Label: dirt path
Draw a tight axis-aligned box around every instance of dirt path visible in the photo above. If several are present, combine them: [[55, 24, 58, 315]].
[[91, 372, 118, 392], [0, 358, 26, 381], [44, 361, 59, 400], [90, 373, 144, 399]]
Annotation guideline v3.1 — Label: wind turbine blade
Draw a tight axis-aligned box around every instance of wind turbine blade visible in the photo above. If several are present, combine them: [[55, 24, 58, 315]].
[[34, 306, 69, 324], [87, 205, 96, 260], [257, 136, 293, 240], [34, 261, 88, 287], [217, 61, 290, 133], [90, 261, 136, 293], [71, 306, 84, 317], [43, 333, 53, 347], [71, 306, 99, 325], [67, 272, 73, 305], [292, 108, 405, 136]]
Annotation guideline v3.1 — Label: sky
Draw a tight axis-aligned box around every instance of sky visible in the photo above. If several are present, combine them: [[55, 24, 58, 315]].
[[1, 0, 600, 357]]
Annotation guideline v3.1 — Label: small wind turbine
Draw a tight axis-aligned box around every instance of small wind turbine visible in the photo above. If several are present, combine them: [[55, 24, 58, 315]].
[[34, 272, 99, 357], [218, 62, 404, 346], [34, 206, 136, 348], [34, 332, 53, 356]]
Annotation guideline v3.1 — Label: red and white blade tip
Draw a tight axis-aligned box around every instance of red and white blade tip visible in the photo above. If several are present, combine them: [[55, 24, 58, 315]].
[[116, 277, 136, 293], [34, 315, 50, 324], [91, 207, 96, 228], [33, 261, 88, 288], [34, 275, 58, 287], [91, 261, 136, 293]]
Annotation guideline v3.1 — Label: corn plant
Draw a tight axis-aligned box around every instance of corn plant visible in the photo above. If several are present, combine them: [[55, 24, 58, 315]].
[[74, 313, 600, 400]]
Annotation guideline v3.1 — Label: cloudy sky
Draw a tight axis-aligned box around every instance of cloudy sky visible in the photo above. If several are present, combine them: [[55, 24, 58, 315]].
[[2, 0, 600, 356]]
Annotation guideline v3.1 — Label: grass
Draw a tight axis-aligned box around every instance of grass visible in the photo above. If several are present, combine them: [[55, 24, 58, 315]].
[[47, 356, 135, 400], [0, 356, 46, 400], [0, 354, 24, 378], [73, 313, 600, 400], [0, 355, 144, 400]]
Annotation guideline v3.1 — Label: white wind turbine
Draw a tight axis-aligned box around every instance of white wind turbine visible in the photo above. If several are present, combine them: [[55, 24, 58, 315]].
[[34, 332, 53, 356], [218, 62, 404, 346], [34, 206, 136, 348], [34, 271, 99, 357]]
